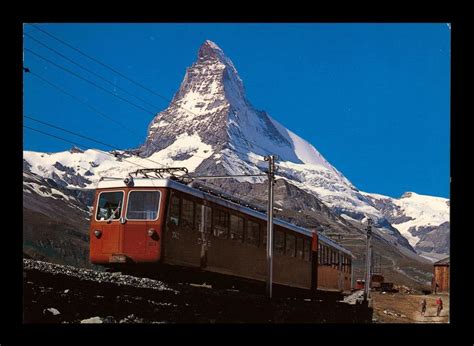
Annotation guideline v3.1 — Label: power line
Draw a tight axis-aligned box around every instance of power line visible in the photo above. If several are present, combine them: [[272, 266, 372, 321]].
[[26, 70, 143, 138], [24, 47, 156, 115], [25, 67, 218, 166], [25, 115, 125, 151], [29, 23, 172, 105], [23, 125, 148, 169], [24, 115, 170, 169], [24, 32, 162, 112]]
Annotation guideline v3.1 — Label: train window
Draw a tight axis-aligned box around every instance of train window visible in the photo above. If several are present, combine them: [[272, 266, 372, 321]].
[[181, 198, 194, 230], [169, 194, 180, 225], [126, 190, 161, 220], [195, 203, 202, 231], [245, 220, 260, 246], [296, 237, 304, 259], [262, 228, 267, 247], [275, 230, 285, 255], [230, 215, 244, 241], [303, 239, 310, 261], [96, 191, 123, 221], [285, 233, 296, 257], [213, 208, 229, 239]]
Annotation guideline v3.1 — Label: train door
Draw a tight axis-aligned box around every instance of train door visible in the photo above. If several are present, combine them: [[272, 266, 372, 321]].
[[90, 190, 124, 263]]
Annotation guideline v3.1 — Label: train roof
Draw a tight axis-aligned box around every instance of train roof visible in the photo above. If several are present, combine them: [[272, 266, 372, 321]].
[[97, 177, 353, 257]]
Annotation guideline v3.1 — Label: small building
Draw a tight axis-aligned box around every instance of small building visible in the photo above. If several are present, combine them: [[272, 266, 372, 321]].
[[371, 274, 384, 290], [432, 257, 450, 293]]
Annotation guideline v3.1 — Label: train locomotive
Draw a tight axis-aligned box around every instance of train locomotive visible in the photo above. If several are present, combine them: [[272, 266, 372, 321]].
[[89, 169, 353, 293]]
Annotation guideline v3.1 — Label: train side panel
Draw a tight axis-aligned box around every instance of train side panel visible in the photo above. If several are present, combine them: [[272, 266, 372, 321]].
[[161, 189, 314, 290]]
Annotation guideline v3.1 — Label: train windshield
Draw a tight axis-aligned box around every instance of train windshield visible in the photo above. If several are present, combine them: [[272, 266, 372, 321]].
[[96, 191, 124, 221], [126, 190, 161, 220]]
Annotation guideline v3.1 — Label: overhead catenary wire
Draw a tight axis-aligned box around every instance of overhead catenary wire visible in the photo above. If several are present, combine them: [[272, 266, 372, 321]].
[[29, 23, 172, 105], [23, 125, 148, 169], [24, 123, 333, 240], [24, 32, 162, 112], [24, 47, 156, 115], [26, 70, 143, 138], [24, 115, 170, 169]]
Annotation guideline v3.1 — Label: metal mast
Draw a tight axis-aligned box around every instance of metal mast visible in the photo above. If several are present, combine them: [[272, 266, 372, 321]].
[[265, 155, 276, 298], [364, 218, 373, 301]]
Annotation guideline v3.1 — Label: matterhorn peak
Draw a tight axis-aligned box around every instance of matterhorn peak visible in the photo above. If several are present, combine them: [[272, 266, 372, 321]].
[[198, 40, 225, 60]]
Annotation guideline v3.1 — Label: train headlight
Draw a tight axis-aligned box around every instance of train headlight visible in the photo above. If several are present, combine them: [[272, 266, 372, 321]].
[[94, 230, 102, 238], [147, 229, 156, 237]]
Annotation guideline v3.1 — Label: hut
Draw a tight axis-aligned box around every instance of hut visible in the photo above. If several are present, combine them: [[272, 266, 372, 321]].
[[432, 257, 449, 293]]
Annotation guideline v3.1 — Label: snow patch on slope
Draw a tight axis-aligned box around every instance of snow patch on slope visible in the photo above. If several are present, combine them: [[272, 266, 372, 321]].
[[23, 133, 213, 189], [391, 192, 449, 246]]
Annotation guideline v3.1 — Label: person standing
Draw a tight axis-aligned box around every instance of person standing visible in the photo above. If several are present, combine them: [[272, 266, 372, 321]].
[[436, 297, 443, 317], [420, 298, 427, 316]]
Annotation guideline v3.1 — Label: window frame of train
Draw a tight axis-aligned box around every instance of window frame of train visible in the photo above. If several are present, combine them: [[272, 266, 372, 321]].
[[230, 214, 244, 241], [95, 190, 124, 222], [180, 197, 195, 230], [274, 228, 285, 255], [285, 232, 296, 257], [125, 189, 161, 221], [296, 236, 304, 260], [168, 192, 181, 226], [245, 219, 260, 247], [212, 207, 229, 239], [303, 238, 311, 261]]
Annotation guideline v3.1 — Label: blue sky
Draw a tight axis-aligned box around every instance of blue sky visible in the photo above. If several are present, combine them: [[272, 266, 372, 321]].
[[23, 23, 450, 198]]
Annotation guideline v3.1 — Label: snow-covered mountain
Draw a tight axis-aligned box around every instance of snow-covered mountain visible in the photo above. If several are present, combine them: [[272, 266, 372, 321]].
[[23, 40, 448, 260], [362, 191, 450, 261]]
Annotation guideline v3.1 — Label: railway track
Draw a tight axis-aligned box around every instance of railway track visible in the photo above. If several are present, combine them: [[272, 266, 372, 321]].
[[23, 259, 372, 323]]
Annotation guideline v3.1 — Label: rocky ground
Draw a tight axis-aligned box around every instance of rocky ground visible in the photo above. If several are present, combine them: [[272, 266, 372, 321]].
[[371, 291, 449, 323], [23, 259, 372, 323]]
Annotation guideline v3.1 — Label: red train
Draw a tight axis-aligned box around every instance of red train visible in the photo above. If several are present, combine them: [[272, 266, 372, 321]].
[[89, 170, 353, 293]]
